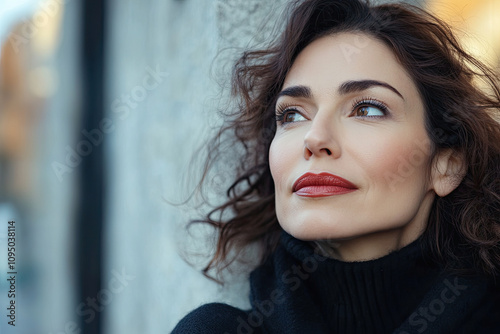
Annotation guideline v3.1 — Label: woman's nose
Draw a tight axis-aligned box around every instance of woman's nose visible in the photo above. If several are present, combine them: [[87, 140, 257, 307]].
[[303, 116, 341, 160]]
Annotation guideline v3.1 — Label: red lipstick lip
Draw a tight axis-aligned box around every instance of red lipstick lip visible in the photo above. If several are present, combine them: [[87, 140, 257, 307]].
[[293, 172, 357, 197]]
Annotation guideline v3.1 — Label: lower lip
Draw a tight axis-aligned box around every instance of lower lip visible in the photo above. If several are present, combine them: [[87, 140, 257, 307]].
[[295, 186, 357, 197]]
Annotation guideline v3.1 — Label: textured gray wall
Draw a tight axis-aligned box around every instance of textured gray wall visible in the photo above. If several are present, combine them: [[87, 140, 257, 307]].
[[104, 0, 423, 333], [105, 1, 290, 333]]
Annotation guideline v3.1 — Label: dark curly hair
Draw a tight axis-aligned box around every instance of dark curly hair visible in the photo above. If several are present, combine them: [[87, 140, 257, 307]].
[[190, 0, 500, 280]]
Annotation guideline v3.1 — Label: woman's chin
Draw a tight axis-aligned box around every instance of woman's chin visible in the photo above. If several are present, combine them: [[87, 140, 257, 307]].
[[278, 217, 358, 241]]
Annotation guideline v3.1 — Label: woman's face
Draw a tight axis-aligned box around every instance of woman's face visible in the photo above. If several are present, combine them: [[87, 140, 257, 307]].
[[269, 32, 439, 260]]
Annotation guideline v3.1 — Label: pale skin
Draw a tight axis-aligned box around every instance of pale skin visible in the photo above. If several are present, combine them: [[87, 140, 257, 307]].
[[269, 32, 464, 261]]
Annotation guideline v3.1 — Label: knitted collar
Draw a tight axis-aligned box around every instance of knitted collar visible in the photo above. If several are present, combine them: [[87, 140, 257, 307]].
[[249, 231, 442, 333]]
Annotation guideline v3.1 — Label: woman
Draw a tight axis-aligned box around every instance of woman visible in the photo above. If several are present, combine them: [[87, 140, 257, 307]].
[[173, 0, 500, 333]]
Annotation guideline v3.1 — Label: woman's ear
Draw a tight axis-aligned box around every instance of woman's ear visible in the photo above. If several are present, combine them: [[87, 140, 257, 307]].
[[430, 149, 466, 197]]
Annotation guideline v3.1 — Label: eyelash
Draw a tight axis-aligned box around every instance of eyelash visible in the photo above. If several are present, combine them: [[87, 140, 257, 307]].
[[275, 97, 390, 125], [351, 97, 389, 118], [275, 103, 301, 124]]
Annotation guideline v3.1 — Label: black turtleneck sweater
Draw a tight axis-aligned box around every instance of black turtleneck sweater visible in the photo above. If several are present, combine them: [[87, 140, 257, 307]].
[[172, 232, 500, 333]]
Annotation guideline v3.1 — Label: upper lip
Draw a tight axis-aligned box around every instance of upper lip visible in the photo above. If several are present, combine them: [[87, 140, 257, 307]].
[[293, 172, 357, 192]]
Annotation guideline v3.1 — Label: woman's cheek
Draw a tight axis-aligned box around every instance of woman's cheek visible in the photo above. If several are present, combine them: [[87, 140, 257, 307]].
[[360, 136, 431, 191], [269, 135, 295, 191]]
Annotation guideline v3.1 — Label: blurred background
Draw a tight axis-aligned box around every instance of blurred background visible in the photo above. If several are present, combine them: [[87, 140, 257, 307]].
[[0, 0, 498, 333]]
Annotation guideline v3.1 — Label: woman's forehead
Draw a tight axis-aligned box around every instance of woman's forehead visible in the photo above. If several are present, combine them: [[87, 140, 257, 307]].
[[282, 32, 419, 104]]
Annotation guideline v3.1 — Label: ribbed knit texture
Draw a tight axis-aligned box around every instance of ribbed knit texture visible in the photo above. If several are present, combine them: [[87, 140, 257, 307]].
[[249, 231, 441, 333], [172, 231, 500, 334]]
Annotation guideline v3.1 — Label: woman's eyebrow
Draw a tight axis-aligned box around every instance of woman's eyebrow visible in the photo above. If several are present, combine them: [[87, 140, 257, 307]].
[[277, 80, 404, 101], [339, 80, 404, 100], [277, 85, 312, 99]]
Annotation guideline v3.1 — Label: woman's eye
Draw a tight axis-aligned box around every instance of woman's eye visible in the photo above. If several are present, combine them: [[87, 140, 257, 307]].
[[283, 111, 307, 123], [354, 105, 385, 117], [276, 108, 307, 124]]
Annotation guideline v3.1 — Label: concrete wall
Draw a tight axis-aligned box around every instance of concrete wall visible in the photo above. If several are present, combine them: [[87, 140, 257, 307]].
[[105, 1, 291, 332]]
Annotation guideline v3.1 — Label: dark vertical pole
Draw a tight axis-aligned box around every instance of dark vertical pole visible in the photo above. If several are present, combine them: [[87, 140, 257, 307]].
[[78, 0, 107, 333]]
